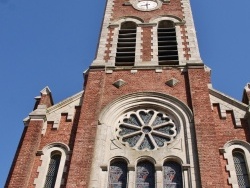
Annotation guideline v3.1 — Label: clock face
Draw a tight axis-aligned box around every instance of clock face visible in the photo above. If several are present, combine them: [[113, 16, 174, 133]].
[[136, 1, 158, 11]]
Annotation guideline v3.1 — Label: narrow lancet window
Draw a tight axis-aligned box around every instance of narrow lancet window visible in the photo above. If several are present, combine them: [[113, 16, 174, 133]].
[[158, 20, 178, 65], [136, 161, 155, 188], [163, 161, 183, 188], [115, 21, 137, 66], [108, 160, 128, 188], [44, 153, 62, 188], [233, 151, 250, 188]]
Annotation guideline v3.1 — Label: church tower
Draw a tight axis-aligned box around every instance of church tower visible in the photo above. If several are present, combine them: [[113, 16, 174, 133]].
[[5, 0, 250, 188]]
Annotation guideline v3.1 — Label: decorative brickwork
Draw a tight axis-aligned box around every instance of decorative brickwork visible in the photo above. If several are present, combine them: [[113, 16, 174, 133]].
[[5, 0, 250, 187]]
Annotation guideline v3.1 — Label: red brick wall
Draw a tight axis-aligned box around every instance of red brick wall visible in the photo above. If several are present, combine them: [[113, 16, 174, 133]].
[[6, 0, 250, 187], [5, 120, 43, 188], [66, 68, 192, 187], [7, 68, 249, 188], [141, 27, 152, 61], [112, 0, 184, 22], [66, 71, 105, 187], [104, 0, 187, 62], [212, 105, 250, 187], [187, 68, 225, 187]]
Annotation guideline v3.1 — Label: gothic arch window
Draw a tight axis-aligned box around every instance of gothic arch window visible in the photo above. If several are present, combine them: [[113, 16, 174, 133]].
[[163, 161, 183, 188], [233, 151, 250, 187], [108, 160, 128, 188], [157, 20, 178, 65], [115, 21, 137, 66], [136, 161, 155, 187], [221, 140, 250, 188], [34, 143, 70, 188], [44, 152, 62, 188]]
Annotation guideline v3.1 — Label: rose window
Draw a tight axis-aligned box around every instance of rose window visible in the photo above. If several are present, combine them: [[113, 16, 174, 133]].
[[116, 109, 178, 150]]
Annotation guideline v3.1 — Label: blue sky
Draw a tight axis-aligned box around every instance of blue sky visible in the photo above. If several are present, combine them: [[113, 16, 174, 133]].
[[0, 0, 250, 186]]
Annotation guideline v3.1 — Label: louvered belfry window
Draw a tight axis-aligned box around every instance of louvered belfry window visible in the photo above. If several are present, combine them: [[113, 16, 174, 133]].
[[163, 161, 183, 188], [108, 161, 128, 188], [233, 152, 250, 188], [115, 21, 136, 66], [158, 20, 178, 65], [44, 153, 61, 188], [136, 161, 155, 188]]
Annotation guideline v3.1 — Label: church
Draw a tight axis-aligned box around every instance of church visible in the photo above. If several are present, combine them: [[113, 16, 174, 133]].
[[5, 0, 250, 187]]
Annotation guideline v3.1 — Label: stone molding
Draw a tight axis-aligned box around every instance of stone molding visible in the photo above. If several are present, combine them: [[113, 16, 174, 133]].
[[180, 0, 201, 62], [209, 87, 248, 127], [34, 142, 70, 188], [108, 17, 143, 66], [24, 91, 83, 135], [92, 0, 115, 65], [88, 92, 200, 188], [221, 140, 250, 187]]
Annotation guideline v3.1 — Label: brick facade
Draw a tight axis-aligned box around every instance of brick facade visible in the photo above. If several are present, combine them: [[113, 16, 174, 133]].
[[5, 0, 250, 187]]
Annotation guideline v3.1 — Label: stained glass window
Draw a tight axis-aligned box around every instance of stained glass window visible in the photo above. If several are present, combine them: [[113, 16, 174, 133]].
[[117, 109, 178, 151], [136, 161, 155, 188], [233, 152, 250, 188], [163, 161, 183, 188], [44, 153, 61, 188], [109, 161, 128, 188]]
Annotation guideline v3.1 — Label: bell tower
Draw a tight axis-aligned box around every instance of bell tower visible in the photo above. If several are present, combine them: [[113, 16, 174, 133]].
[[66, 0, 220, 187], [6, 0, 250, 187], [92, 0, 202, 68]]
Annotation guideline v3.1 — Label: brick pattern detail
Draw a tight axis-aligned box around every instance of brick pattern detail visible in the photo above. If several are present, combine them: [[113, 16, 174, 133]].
[[104, 28, 114, 62], [212, 105, 250, 187], [40, 94, 53, 108], [112, 0, 184, 23], [180, 25, 190, 60], [5, 120, 43, 188], [66, 72, 105, 187], [66, 69, 190, 187], [180, 0, 201, 61], [5, 0, 250, 187], [187, 68, 225, 187], [141, 27, 153, 61]]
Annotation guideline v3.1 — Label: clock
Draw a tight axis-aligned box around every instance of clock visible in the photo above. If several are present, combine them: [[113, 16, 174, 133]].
[[137, 1, 158, 10], [132, 0, 161, 11]]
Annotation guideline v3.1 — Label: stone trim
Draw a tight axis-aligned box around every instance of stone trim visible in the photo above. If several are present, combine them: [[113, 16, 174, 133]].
[[180, 0, 201, 62], [40, 86, 51, 95], [106, 17, 143, 66], [209, 87, 248, 127], [92, 0, 115, 66], [88, 92, 200, 187], [43, 91, 82, 132], [150, 16, 185, 65], [105, 156, 189, 187], [47, 91, 83, 113], [34, 143, 70, 188], [221, 140, 250, 187]]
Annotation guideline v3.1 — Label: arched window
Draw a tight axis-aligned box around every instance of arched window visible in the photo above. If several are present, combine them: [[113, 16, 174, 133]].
[[108, 160, 128, 188], [34, 143, 70, 188], [44, 152, 62, 188], [157, 20, 178, 65], [163, 161, 183, 188], [115, 21, 137, 66], [136, 161, 155, 187], [233, 151, 250, 188]]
